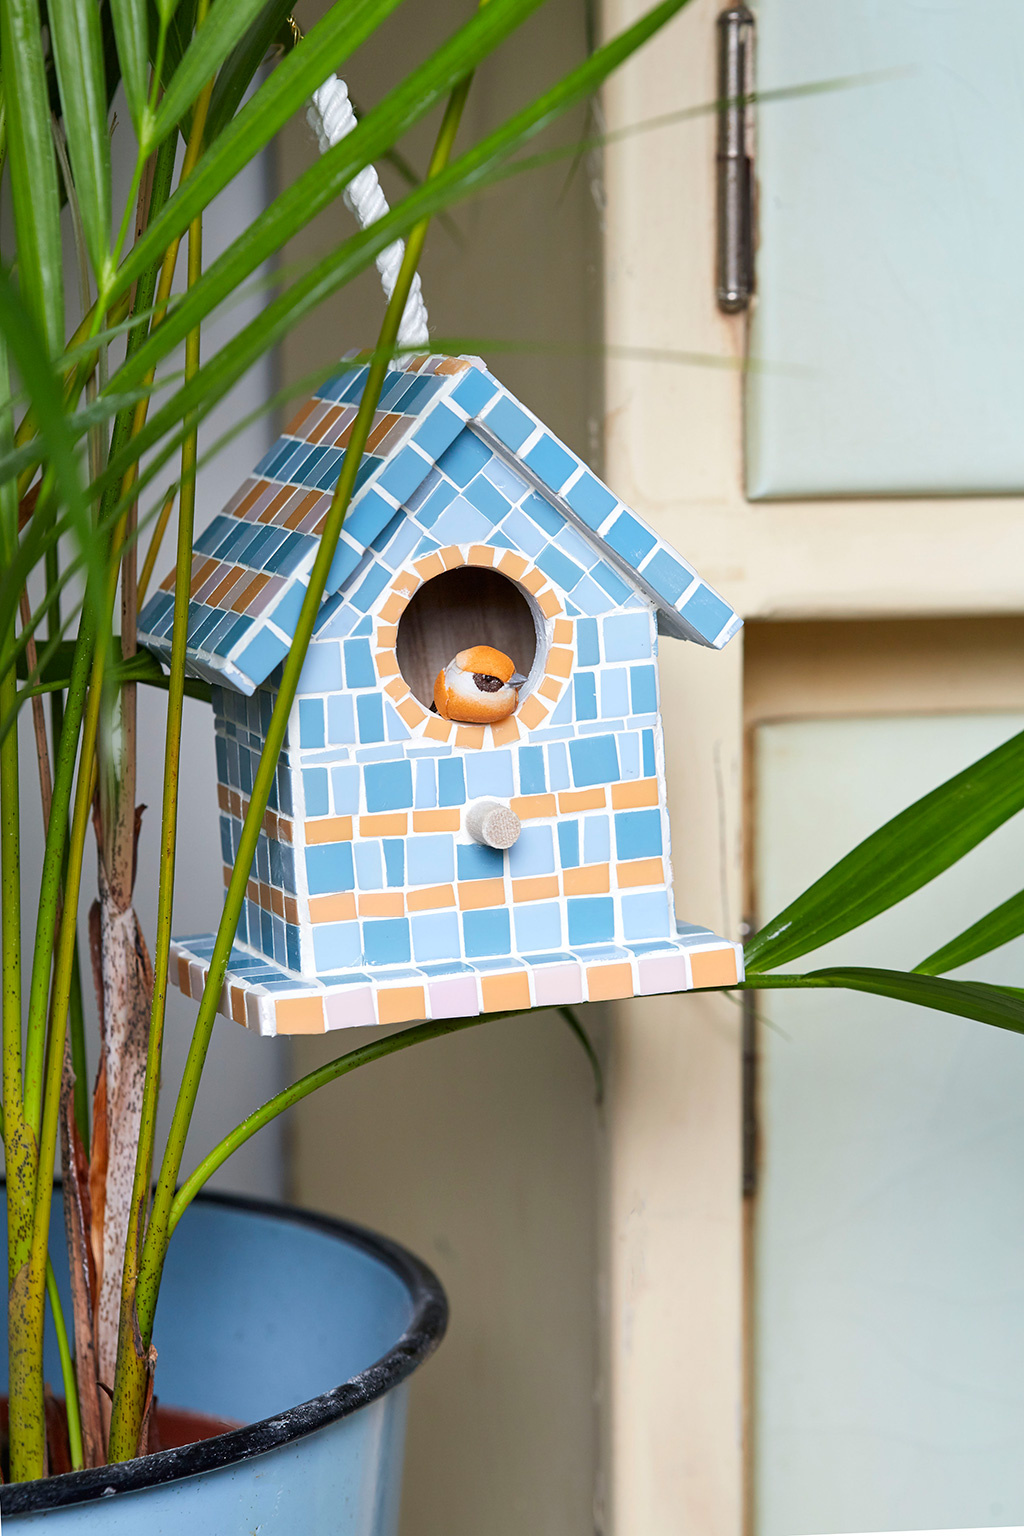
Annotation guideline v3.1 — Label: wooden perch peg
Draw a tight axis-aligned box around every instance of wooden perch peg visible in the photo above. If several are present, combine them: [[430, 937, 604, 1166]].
[[465, 799, 522, 850]]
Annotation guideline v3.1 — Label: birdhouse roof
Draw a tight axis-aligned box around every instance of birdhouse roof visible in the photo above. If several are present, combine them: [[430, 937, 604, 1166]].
[[138, 354, 740, 696]]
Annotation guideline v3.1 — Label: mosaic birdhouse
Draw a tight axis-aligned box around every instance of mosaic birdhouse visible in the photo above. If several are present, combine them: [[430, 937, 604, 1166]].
[[138, 355, 744, 1036]]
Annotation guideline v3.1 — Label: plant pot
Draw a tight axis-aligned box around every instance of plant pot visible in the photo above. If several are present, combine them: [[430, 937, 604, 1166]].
[[0, 1191, 447, 1532]]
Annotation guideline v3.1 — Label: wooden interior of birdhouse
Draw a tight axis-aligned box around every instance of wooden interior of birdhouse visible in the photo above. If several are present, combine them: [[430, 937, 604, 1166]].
[[395, 566, 541, 706]]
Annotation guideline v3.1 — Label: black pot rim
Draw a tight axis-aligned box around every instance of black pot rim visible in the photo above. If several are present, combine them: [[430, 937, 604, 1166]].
[[1, 1189, 448, 1515]]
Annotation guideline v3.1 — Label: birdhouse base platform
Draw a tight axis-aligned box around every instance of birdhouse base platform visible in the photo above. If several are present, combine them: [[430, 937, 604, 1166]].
[[169, 926, 744, 1037]]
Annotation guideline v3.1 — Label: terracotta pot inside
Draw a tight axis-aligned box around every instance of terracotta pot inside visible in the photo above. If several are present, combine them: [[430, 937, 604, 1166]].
[[0, 1396, 242, 1479]]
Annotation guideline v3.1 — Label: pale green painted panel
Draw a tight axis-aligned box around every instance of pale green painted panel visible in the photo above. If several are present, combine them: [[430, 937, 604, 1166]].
[[754, 713, 1024, 1535], [746, 2, 1024, 498]]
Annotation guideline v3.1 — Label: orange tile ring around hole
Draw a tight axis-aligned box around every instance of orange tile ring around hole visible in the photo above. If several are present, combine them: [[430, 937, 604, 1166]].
[[371, 546, 574, 748]]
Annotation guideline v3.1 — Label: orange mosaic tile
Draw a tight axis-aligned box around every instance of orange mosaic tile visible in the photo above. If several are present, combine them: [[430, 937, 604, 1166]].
[[489, 715, 520, 745], [496, 551, 528, 580], [537, 589, 562, 618], [563, 864, 610, 895], [552, 618, 574, 644], [397, 697, 427, 728], [378, 591, 409, 624], [413, 553, 445, 581], [510, 794, 556, 820], [376, 651, 400, 679], [512, 875, 560, 902], [375, 624, 398, 648], [422, 716, 454, 744], [407, 884, 456, 911], [308, 892, 357, 923], [616, 857, 665, 888], [230, 986, 246, 1026], [285, 400, 317, 435], [283, 896, 300, 924], [284, 490, 323, 531], [455, 724, 486, 749], [232, 480, 268, 520], [377, 986, 427, 1026], [457, 878, 506, 911], [558, 789, 606, 812], [611, 778, 660, 810], [587, 963, 634, 1003], [546, 647, 574, 677], [392, 567, 419, 595], [208, 567, 244, 607], [383, 676, 406, 700], [270, 887, 285, 918], [468, 544, 495, 566], [366, 412, 401, 452], [304, 815, 354, 845], [358, 892, 406, 917], [177, 955, 191, 994], [230, 572, 269, 612], [689, 948, 738, 989], [518, 695, 549, 729], [482, 971, 531, 1014], [307, 404, 342, 444], [217, 784, 230, 812], [436, 356, 471, 374], [538, 676, 562, 701], [439, 546, 464, 570], [413, 809, 461, 832], [359, 813, 408, 836], [275, 996, 327, 1035], [189, 557, 218, 597]]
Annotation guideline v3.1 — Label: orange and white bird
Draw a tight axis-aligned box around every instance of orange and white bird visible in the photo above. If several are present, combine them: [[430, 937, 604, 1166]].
[[433, 646, 526, 725]]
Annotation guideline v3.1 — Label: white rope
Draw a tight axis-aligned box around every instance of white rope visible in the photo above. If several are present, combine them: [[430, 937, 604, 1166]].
[[307, 74, 430, 352]]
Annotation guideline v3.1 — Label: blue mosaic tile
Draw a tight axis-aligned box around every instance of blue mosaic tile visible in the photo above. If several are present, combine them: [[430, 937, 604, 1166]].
[[326, 694, 356, 746], [520, 490, 562, 537], [378, 444, 429, 504], [464, 473, 510, 521], [564, 471, 616, 529], [567, 574, 615, 616], [384, 704, 410, 741], [483, 455, 528, 499], [407, 834, 455, 885], [536, 544, 585, 593], [482, 395, 534, 450], [354, 841, 383, 889], [350, 561, 391, 611], [614, 809, 663, 860], [618, 732, 641, 780], [583, 815, 610, 864], [547, 742, 570, 791], [548, 690, 574, 726], [603, 613, 653, 662], [234, 629, 289, 689], [325, 542, 365, 594], [452, 368, 499, 415], [297, 643, 341, 695], [643, 548, 694, 605], [463, 907, 511, 958], [517, 745, 546, 796], [364, 759, 413, 813], [412, 402, 464, 459], [515, 902, 563, 953], [437, 757, 466, 806], [576, 617, 599, 666], [303, 768, 329, 816], [430, 497, 491, 545], [508, 825, 555, 878], [574, 672, 598, 721], [569, 734, 618, 788], [567, 897, 615, 946], [465, 749, 514, 800], [343, 638, 375, 689], [306, 842, 355, 896], [363, 918, 411, 966], [356, 692, 385, 744], [437, 430, 491, 488], [496, 506, 546, 558], [557, 821, 580, 868], [630, 665, 658, 715], [524, 434, 575, 491], [457, 842, 504, 881], [414, 758, 438, 809], [622, 891, 672, 940], [680, 582, 734, 642], [600, 668, 629, 719], [417, 480, 457, 528], [412, 911, 462, 962], [642, 729, 656, 776], [592, 561, 632, 604], [313, 922, 361, 971], [383, 839, 405, 887], [377, 517, 420, 571], [299, 699, 324, 749]]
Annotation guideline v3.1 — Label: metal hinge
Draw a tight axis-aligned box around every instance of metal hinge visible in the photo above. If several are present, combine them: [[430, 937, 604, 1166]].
[[715, 5, 756, 314]]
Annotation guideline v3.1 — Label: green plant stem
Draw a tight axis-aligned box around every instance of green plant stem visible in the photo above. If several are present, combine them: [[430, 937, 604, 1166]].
[[45, 1258, 82, 1471], [112, 63, 213, 1453], [170, 1013, 524, 1235], [107, 40, 481, 1464]]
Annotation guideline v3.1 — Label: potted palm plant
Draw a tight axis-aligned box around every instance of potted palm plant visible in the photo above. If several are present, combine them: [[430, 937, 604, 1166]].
[[0, 0, 696, 1522]]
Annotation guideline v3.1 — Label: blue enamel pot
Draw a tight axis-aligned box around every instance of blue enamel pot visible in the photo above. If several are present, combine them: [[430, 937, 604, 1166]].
[[0, 1191, 447, 1532]]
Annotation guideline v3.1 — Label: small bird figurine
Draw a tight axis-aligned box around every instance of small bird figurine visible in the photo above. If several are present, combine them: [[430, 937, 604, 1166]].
[[433, 645, 526, 725]]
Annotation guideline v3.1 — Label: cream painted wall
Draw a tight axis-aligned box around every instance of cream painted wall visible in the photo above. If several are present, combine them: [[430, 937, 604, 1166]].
[[281, 7, 606, 1536]]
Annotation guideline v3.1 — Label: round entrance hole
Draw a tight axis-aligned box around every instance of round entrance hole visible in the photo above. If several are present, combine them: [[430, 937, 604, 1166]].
[[396, 566, 540, 708]]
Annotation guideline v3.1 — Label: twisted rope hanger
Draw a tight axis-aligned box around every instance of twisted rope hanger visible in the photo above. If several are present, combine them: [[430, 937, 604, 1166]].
[[305, 71, 431, 351]]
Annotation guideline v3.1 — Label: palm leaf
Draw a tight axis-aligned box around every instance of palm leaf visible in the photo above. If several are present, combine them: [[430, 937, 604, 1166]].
[[744, 727, 1024, 973], [1, 0, 65, 354], [108, 0, 149, 135], [147, 0, 289, 147], [47, 0, 112, 284], [915, 889, 1024, 976], [204, 0, 295, 144], [746, 967, 1024, 1038]]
